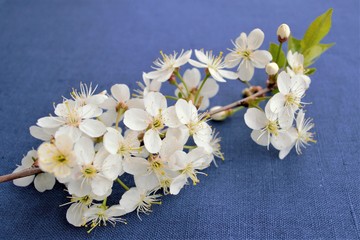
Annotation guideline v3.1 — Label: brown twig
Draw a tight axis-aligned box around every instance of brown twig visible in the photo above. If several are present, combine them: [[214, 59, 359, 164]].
[[208, 87, 271, 116], [0, 167, 42, 183]]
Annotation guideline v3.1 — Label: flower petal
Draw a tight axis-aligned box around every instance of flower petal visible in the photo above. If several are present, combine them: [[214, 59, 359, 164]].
[[251, 50, 272, 68], [111, 84, 130, 103], [34, 173, 56, 192], [250, 130, 269, 146], [224, 52, 241, 68], [238, 60, 254, 81], [170, 175, 188, 195], [269, 93, 286, 114], [277, 71, 292, 94], [74, 137, 95, 165], [174, 49, 192, 67], [218, 69, 238, 80], [244, 108, 267, 130], [123, 157, 148, 175], [37, 117, 63, 128], [209, 68, 226, 82], [12, 166, 35, 187], [188, 59, 207, 68], [29, 126, 53, 141], [247, 28, 264, 50], [183, 68, 201, 89], [66, 203, 86, 227], [102, 154, 123, 180], [143, 129, 162, 153], [123, 108, 150, 131], [103, 130, 122, 155], [163, 106, 182, 128], [144, 92, 167, 117], [235, 32, 247, 49], [79, 119, 106, 138]]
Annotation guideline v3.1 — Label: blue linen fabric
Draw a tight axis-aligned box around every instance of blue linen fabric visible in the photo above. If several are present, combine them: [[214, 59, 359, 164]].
[[0, 0, 359, 239]]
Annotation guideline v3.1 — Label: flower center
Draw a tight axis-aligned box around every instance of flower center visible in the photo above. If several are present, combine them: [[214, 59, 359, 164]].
[[82, 165, 97, 179], [285, 93, 299, 106], [239, 50, 252, 60], [266, 121, 278, 135], [293, 65, 304, 74], [149, 156, 165, 175], [55, 155, 68, 164], [182, 164, 199, 185], [152, 117, 164, 130]]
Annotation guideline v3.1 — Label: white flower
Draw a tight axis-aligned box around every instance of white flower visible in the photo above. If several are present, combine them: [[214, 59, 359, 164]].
[[272, 110, 316, 159], [188, 50, 238, 82], [37, 135, 77, 178], [83, 204, 126, 232], [37, 100, 106, 140], [265, 62, 279, 76], [277, 24, 291, 41], [175, 99, 212, 147], [270, 71, 307, 116], [146, 50, 192, 82], [123, 92, 180, 153], [225, 28, 272, 81], [244, 102, 290, 149], [13, 150, 56, 192], [168, 148, 209, 195], [122, 135, 182, 192], [286, 51, 311, 88], [70, 82, 108, 107], [64, 194, 94, 227], [67, 137, 123, 197], [119, 187, 161, 218], [175, 68, 219, 110], [103, 128, 141, 158], [99, 84, 144, 127], [135, 72, 162, 97]]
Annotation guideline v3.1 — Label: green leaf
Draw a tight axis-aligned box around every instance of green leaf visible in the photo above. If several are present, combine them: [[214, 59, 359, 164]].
[[269, 42, 286, 67], [302, 8, 333, 49], [288, 36, 302, 53], [303, 42, 335, 66], [305, 68, 316, 75], [248, 97, 271, 108]]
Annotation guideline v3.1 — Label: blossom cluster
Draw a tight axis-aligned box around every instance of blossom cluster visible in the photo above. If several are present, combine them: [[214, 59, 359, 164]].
[[9, 11, 333, 229], [244, 51, 315, 159]]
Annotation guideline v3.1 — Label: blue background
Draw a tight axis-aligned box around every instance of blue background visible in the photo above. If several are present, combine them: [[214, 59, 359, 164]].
[[0, 0, 359, 239]]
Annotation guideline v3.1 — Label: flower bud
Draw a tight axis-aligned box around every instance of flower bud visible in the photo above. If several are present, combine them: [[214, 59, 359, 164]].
[[210, 106, 229, 121], [265, 62, 279, 76], [277, 24, 290, 43], [168, 74, 176, 85]]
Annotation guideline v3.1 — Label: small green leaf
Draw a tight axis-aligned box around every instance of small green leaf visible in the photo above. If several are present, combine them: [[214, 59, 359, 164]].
[[271, 88, 279, 95], [269, 42, 286, 67], [302, 8, 333, 49], [288, 36, 302, 53], [248, 97, 271, 108], [303, 42, 335, 66], [305, 68, 316, 75]]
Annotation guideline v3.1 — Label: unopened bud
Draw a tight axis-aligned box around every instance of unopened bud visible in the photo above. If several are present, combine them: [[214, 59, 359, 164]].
[[277, 24, 290, 43], [210, 106, 229, 121], [168, 74, 176, 85], [265, 62, 279, 76]]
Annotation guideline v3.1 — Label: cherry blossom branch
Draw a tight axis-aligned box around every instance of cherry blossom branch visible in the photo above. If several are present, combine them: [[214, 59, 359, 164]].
[[0, 167, 42, 183], [0, 87, 271, 184], [208, 87, 271, 116]]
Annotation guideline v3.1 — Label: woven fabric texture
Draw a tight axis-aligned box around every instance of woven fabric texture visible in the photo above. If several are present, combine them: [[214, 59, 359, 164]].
[[0, 0, 359, 239]]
